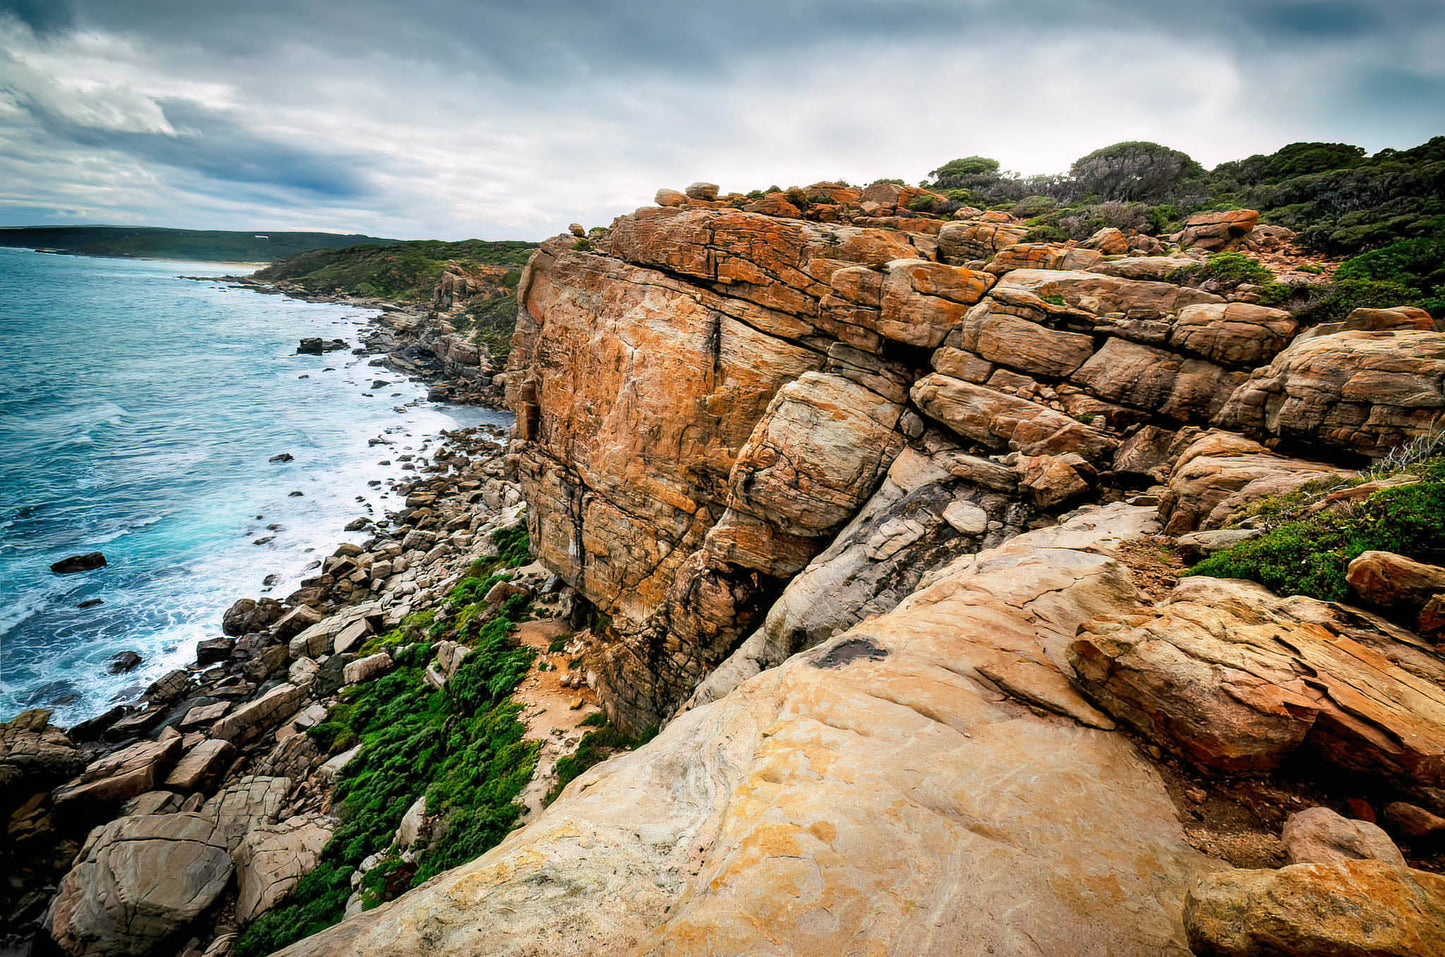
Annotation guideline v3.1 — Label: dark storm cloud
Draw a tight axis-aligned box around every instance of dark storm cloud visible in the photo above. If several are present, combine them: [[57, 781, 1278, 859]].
[[17, 94, 371, 199], [0, 0, 74, 34], [1, 0, 1442, 236]]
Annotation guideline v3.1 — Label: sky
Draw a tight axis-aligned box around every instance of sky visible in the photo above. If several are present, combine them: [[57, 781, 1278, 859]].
[[0, 0, 1442, 241]]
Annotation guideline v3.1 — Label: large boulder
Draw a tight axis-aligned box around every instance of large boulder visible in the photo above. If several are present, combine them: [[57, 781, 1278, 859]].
[[1177, 209, 1260, 251], [1184, 860, 1445, 957], [1071, 338, 1247, 422], [47, 812, 233, 956], [818, 259, 994, 349], [209, 683, 307, 744], [1281, 806, 1406, 867], [235, 815, 333, 922], [1216, 328, 1445, 457], [935, 218, 1028, 263], [221, 597, 284, 637], [1168, 302, 1298, 368], [1157, 431, 1354, 534], [1069, 576, 1445, 791], [273, 506, 1215, 957], [201, 774, 291, 852], [948, 301, 1097, 378], [1345, 550, 1445, 612], [991, 268, 1223, 320]]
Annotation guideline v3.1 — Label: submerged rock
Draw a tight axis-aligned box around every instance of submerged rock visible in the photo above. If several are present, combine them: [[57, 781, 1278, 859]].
[[51, 553, 106, 574]]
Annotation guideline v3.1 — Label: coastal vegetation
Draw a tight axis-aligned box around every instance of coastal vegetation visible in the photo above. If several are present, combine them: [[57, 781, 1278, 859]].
[[925, 135, 1445, 256], [234, 525, 540, 957], [1189, 444, 1445, 603], [252, 239, 535, 303]]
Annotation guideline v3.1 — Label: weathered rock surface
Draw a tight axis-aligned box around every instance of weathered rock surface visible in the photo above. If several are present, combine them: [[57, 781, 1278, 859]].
[[53, 737, 184, 810], [47, 812, 233, 956], [1069, 576, 1445, 791], [1, 708, 86, 792], [1158, 431, 1354, 534], [686, 438, 1027, 709], [911, 372, 1117, 461], [1184, 860, 1445, 957], [235, 815, 332, 922], [275, 505, 1214, 957], [1217, 328, 1445, 457], [209, 683, 306, 744]]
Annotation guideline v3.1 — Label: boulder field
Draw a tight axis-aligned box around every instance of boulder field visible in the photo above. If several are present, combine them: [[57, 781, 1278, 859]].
[[269, 188, 1445, 956]]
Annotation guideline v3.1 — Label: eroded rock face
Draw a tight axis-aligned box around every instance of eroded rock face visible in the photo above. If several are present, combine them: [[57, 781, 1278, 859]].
[[1069, 576, 1445, 793], [274, 506, 1213, 957], [685, 437, 1029, 710], [1184, 860, 1445, 957], [507, 196, 1445, 734], [1217, 328, 1445, 457], [47, 812, 233, 956]]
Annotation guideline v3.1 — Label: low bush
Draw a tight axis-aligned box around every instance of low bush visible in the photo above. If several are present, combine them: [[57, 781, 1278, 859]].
[[234, 526, 541, 957], [1187, 457, 1445, 602]]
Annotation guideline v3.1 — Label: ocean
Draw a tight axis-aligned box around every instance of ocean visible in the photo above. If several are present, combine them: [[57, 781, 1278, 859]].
[[0, 246, 506, 725]]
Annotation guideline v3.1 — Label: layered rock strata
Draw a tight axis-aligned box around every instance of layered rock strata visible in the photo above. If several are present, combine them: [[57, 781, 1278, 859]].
[[505, 196, 1445, 730]]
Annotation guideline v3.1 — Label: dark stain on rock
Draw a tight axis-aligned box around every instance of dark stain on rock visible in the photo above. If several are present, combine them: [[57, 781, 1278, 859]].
[[811, 637, 889, 669]]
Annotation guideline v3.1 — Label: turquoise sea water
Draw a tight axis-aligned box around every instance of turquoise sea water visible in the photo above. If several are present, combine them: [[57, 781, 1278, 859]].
[[0, 247, 505, 724]]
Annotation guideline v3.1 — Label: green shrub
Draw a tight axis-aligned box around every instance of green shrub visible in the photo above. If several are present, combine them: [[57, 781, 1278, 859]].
[[544, 719, 657, 806], [1172, 251, 1274, 292], [1333, 236, 1445, 314], [234, 531, 541, 957], [1188, 458, 1445, 602]]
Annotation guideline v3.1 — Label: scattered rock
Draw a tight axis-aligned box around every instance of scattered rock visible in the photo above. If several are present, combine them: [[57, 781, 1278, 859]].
[[296, 337, 347, 355], [1281, 806, 1406, 866], [106, 651, 143, 674]]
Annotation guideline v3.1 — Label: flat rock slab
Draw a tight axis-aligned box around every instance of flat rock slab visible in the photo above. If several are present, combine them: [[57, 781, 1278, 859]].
[[53, 737, 183, 809]]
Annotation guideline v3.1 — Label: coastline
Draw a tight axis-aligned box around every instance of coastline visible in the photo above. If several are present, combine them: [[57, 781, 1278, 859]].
[[219, 275, 510, 410], [0, 270, 553, 955]]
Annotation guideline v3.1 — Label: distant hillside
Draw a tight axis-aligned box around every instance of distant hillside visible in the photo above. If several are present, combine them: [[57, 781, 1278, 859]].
[[252, 239, 537, 303], [0, 226, 394, 262]]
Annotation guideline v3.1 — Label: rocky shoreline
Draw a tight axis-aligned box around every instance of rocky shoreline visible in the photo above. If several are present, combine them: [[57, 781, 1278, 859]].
[[0, 273, 600, 957], [221, 275, 507, 409]]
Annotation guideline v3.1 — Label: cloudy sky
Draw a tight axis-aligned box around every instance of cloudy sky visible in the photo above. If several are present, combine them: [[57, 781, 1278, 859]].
[[1, 0, 1442, 240]]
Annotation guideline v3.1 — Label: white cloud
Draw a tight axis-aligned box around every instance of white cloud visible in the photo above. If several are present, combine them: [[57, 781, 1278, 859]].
[[0, 2, 1441, 238]]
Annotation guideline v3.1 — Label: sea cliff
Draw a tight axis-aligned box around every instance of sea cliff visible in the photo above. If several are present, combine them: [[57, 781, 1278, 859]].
[[8, 178, 1445, 957]]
